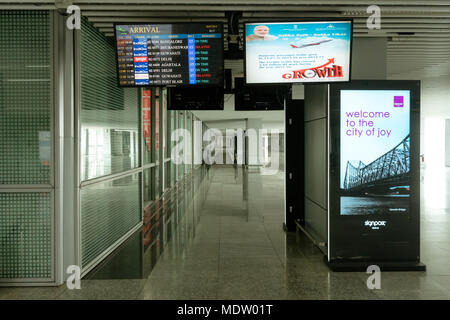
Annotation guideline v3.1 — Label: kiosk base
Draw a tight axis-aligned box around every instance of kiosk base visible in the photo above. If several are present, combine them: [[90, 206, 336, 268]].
[[324, 256, 426, 272]]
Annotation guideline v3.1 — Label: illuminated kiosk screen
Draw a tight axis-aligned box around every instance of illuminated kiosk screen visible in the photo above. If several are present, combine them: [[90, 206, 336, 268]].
[[339, 90, 410, 216], [115, 23, 223, 87], [245, 21, 352, 84]]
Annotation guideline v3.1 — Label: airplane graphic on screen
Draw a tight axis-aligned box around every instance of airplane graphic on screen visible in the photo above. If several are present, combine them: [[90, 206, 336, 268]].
[[290, 39, 333, 49]]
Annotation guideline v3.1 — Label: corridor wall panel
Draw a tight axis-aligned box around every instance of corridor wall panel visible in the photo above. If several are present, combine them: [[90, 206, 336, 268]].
[[80, 17, 139, 182], [0, 192, 52, 279], [304, 84, 328, 249], [0, 11, 51, 185], [304, 198, 327, 244], [80, 174, 140, 268], [304, 119, 327, 208], [0, 11, 53, 282], [79, 17, 141, 271]]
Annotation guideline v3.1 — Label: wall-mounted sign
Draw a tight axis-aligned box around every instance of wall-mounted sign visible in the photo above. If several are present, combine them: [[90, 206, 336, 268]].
[[115, 23, 224, 87], [245, 21, 352, 84]]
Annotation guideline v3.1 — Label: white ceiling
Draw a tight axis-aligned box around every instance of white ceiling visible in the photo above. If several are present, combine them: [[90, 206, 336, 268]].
[[19, 0, 446, 80]]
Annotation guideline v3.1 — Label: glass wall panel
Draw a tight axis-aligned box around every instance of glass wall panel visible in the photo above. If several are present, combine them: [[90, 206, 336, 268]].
[[142, 89, 152, 165], [79, 17, 141, 270], [186, 112, 192, 174], [165, 161, 170, 189], [81, 173, 141, 268], [154, 89, 160, 164], [153, 166, 160, 199], [164, 101, 171, 188], [169, 110, 177, 185], [0, 10, 53, 282], [0, 11, 51, 184], [170, 110, 176, 153], [170, 160, 176, 186], [163, 89, 168, 160], [80, 17, 139, 181], [143, 167, 153, 205], [0, 192, 52, 279], [178, 111, 185, 179]]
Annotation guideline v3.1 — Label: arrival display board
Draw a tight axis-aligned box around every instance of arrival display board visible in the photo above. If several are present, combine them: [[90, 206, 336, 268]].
[[328, 80, 424, 270], [115, 23, 223, 87], [245, 21, 352, 84]]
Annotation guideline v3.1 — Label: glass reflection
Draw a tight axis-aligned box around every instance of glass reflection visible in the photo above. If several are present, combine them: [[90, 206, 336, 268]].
[[81, 127, 138, 181]]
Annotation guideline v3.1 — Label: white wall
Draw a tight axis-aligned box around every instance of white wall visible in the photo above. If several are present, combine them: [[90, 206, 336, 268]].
[[205, 119, 247, 130], [262, 121, 284, 132], [446, 120, 450, 167], [423, 118, 446, 169], [421, 75, 450, 170]]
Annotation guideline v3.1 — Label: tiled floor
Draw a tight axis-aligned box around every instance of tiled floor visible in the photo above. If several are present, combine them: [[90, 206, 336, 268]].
[[1, 165, 450, 300]]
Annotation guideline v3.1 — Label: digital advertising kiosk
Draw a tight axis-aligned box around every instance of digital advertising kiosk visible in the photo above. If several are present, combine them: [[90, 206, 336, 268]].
[[327, 80, 425, 271]]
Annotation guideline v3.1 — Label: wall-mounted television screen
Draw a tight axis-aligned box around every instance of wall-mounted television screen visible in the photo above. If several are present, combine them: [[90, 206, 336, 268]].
[[114, 23, 223, 87], [234, 77, 287, 110], [167, 86, 224, 110], [245, 21, 352, 84]]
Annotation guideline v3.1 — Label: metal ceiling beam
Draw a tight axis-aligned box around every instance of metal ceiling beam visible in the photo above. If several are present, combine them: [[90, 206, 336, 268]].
[[87, 17, 228, 22], [388, 65, 445, 67], [242, 12, 450, 18], [75, 4, 450, 13], [82, 10, 225, 17], [388, 42, 450, 45], [71, 1, 450, 5], [0, 0, 53, 3], [354, 29, 450, 33], [388, 47, 450, 50], [388, 45, 450, 48], [241, 19, 450, 29], [387, 59, 450, 61], [94, 22, 450, 30], [353, 18, 450, 23], [359, 33, 450, 37], [391, 37, 450, 42], [0, 4, 55, 9]]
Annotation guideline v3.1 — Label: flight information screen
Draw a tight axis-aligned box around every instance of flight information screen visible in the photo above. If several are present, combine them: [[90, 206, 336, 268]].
[[114, 23, 223, 87]]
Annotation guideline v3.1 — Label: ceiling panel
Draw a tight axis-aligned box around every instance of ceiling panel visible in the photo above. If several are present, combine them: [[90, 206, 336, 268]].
[[4, 1, 449, 78]]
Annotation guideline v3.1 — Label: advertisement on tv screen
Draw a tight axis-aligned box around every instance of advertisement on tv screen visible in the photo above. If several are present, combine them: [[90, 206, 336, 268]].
[[245, 21, 352, 84], [340, 90, 410, 216]]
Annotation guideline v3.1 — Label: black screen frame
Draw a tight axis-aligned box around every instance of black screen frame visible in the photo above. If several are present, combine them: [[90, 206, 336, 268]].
[[113, 22, 225, 88], [167, 86, 224, 111], [243, 19, 353, 86], [328, 80, 421, 262], [234, 77, 288, 111]]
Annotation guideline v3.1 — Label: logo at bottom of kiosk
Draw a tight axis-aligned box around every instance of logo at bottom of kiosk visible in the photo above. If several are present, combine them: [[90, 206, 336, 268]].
[[365, 220, 387, 230]]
